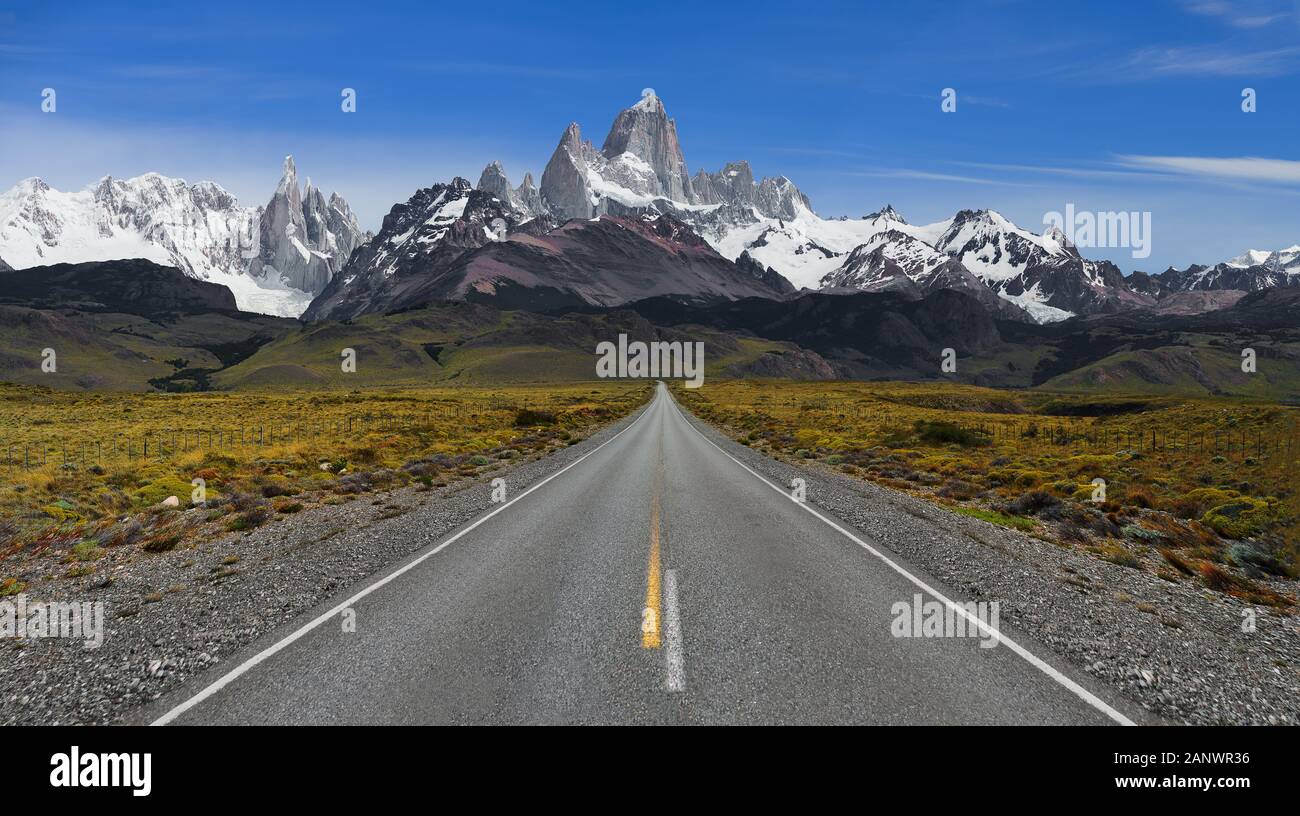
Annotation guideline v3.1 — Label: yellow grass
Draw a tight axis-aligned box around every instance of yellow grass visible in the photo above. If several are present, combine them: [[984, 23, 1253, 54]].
[[0, 381, 651, 566], [675, 379, 1297, 604]]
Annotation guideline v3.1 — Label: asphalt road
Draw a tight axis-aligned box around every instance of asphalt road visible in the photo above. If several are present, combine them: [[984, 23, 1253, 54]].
[[152, 382, 1135, 725]]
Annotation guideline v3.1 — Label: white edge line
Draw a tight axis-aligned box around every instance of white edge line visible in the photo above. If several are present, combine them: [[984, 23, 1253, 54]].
[[150, 396, 657, 726], [669, 393, 1135, 726], [663, 569, 685, 693]]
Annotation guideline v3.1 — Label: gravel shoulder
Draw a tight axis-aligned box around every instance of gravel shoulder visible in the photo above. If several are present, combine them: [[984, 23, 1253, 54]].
[[0, 405, 649, 726], [677, 406, 1300, 726]]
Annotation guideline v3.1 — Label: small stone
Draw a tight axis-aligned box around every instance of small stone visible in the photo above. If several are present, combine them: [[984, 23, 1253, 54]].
[[160, 496, 180, 507]]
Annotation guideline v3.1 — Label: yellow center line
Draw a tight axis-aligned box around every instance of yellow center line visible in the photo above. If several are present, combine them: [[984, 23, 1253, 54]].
[[642, 401, 665, 649], [642, 491, 662, 649]]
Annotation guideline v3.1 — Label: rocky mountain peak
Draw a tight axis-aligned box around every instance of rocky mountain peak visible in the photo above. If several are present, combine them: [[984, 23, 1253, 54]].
[[477, 160, 518, 209], [277, 155, 299, 193], [866, 204, 905, 224], [600, 90, 693, 202]]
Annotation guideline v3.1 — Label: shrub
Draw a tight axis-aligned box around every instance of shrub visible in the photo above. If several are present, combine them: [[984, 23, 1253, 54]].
[[1198, 562, 1235, 591], [1158, 548, 1195, 575], [71, 539, 104, 562], [1124, 488, 1155, 509], [1123, 524, 1164, 543], [1227, 542, 1290, 578], [141, 524, 184, 552], [937, 479, 980, 500], [914, 420, 989, 448], [1201, 497, 1273, 539], [103, 519, 144, 548], [226, 507, 271, 532], [132, 476, 195, 507], [954, 506, 1035, 531], [1006, 490, 1060, 517], [1096, 544, 1142, 569], [514, 408, 556, 426]]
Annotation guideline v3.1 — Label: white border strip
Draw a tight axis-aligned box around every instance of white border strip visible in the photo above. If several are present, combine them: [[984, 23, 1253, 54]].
[[151, 397, 656, 726], [669, 394, 1135, 726]]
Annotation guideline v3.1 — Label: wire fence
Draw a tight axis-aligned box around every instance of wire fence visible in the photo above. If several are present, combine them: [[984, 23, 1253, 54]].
[[0, 399, 538, 472]]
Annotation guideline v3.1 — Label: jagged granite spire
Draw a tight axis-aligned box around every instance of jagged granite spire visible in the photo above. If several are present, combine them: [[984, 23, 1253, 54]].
[[600, 88, 693, 202], [248, 155, 367, 296], [540, 122, 596, 220]]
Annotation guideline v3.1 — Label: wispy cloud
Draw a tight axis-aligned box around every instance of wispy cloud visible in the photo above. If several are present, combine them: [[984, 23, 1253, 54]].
[[1109, 44, 1300, 78], [0, 42, 50, 57], [947, 160, 1181, 181], [1116, 155, 1300, 184], [1180, 0, 1294, 28]]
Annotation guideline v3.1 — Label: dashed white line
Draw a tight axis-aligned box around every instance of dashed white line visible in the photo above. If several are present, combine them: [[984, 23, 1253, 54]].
[[663, 569, 685, 692]]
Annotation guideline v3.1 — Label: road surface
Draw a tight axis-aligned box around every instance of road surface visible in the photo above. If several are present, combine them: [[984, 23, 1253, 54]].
[[151, 383, 1135, 725]]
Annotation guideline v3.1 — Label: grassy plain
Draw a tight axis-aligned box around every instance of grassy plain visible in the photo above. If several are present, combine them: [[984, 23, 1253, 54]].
[[674, 379, 1298, 606], [0, 381, 651, 593]]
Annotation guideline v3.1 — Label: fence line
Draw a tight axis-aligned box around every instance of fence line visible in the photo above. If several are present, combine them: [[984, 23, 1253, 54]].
[[0, 404, 530, 471]]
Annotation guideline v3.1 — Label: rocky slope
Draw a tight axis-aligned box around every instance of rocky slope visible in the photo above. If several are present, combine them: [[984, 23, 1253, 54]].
[[302, 178, 528, 321]]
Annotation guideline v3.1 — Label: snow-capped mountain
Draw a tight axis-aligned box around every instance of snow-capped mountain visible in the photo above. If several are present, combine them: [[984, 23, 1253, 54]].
[[928, 209, 1139, 322], [0, 157, 367, 317], [303, 177, 528, 321], [535, 89, 812, 226], [304, 171, 791, 321], [311, 90, 1298, 326], [1148, 244, 1300, 294], [539, 89, 698, 219]]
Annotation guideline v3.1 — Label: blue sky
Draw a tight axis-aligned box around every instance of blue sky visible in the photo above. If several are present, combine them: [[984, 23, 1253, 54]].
[[2, 0, 1299, 273]]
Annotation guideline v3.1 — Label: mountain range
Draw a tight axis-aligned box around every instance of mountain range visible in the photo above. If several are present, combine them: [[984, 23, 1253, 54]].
[[0, 157, 368, 317], [290, 90, 1300, 324], [4, 258, 1296, 402], [1, 90, 1296, 326]]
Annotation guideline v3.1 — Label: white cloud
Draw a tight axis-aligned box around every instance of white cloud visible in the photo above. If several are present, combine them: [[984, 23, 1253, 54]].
[[1179, 0, 1294, 28], [1117, 44, 1300, 77], [1116, 155, 1300, 184]]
